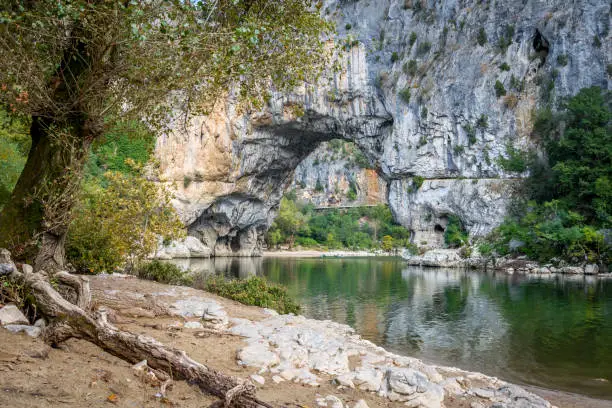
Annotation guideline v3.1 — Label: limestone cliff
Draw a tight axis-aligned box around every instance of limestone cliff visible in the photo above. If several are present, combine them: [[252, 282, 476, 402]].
[[155, 0, 610, 257]]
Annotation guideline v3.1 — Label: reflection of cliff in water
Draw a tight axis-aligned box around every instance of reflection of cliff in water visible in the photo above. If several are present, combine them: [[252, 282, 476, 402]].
[[165, 257, 262, 279]]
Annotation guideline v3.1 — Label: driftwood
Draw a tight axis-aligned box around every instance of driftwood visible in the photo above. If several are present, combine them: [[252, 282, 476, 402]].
[[5, 255, 273, 408]]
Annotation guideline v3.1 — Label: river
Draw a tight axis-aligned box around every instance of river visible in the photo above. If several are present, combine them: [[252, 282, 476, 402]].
[[167, 256, 612, 400]]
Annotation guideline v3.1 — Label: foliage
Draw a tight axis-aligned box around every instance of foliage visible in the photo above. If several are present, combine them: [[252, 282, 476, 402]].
[[136, 261, 192, 285], [409, 32, 417, 47], [488, 87, 611, 264], [497, 144, 531, 173], [391, 52, 400, 63], [0, 110, 29, 209], [490, 201, 609, 264], [499, 62, 510, 71], [477, 27, 487, 46], [66, 162, 184, 273], [0, 0, 333, 123], [476, 114, 488, 129], [412, 176, 425, 191], [267, 198, 411, 251], [347, 181, 358, 201], [201, 276, 300, 314], [444, 215, 468, 248], [403, 60, 418, 76], [417, 41, 432, 56], [381, 235, 394, 252], [557, 54, 569, 66], [495, 80, 507, 97], [399, 87, 411, 103]]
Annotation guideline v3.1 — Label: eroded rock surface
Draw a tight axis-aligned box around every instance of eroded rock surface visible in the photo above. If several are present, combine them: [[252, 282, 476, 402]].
[[154, 0, 609, 256]]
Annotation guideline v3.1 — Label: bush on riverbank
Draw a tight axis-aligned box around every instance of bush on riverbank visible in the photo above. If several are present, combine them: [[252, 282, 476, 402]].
[[199, 276, 300, 315], [136, 261, 193, 286], [488, 87, 611, 265]]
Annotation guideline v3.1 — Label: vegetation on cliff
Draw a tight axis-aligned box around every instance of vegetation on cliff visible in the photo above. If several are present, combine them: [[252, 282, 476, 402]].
[[266, 196, 411, 251], [488, 87, 611, 265]]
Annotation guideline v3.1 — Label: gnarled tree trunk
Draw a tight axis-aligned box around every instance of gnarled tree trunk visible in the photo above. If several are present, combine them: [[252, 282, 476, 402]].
[[1, 250, 271, 408], [0, 117, 92, 272]]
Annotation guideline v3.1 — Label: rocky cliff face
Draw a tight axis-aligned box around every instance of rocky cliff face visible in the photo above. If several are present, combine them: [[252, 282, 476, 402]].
[[155, 0, 610, 257]]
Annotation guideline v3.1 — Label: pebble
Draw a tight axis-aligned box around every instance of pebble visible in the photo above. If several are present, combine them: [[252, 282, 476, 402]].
[[250, 374, 265, 385]]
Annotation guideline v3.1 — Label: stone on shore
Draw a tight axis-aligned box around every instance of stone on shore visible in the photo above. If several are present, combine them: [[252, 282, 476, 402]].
[[0, 304, 29, 326], [4, 324, 41, 338]]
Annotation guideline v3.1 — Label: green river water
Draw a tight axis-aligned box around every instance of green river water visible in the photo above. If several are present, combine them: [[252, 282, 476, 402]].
[[168, 256, 612, 400]]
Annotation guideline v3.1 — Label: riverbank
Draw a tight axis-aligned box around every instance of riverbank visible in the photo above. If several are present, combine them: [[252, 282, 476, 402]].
[[401, 248, 610, 276], [264, 249, 396, 258], [3, 274, 610, 408]]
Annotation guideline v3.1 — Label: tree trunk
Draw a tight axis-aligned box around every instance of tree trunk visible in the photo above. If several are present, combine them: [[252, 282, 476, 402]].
[[4, 260, 272, 408], [0, 117, 91, 271]]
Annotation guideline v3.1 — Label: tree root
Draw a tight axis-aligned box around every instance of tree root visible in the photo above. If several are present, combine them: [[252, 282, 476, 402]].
[[5, 256, 274, 408]]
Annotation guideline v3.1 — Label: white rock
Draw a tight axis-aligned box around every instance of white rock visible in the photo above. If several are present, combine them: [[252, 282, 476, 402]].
[[4, 324, 41, 338], [272, 375, 284, 384], [353, 368, 383, 392], [352, 400, 369, 408], [324, 395, 344, 408], [334, 373, 355, 388], [250, 374, 265, 385], [184, 321, 204, 329], [238, 343, 279, 368], [472, 388, 495, 399], [584, 264, 599, 274], [0, 304, 28, 326]]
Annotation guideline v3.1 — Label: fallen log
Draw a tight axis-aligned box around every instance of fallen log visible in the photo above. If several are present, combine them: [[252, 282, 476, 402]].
[[2, 250, 272, 408]]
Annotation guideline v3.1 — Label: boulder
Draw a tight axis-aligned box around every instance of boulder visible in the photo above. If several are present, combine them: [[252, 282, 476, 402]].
[[584, 264, 599, 274], [183, 321, 204, 329], [184, 236, 212, 258], [0, 304, 29, 326], [0, 248, 16, 276], [352, 401, 369, 408]]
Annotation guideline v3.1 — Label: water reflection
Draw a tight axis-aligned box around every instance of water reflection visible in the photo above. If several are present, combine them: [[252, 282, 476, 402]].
[[172, 256, 612, 399]]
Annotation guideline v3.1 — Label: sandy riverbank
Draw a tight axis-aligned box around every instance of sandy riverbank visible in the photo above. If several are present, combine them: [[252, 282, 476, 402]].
[[1, 274, 609, 408]]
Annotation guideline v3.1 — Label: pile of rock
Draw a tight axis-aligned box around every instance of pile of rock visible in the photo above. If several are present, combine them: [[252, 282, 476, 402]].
[[0, 303, 44, 338], [228, 311, 552, 408]]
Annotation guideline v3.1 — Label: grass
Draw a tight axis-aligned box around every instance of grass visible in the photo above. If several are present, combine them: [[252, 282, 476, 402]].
[[200, 276, 300, 315]]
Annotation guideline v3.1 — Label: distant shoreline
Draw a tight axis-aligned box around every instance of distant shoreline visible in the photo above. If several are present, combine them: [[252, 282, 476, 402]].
[[263, 249, 397, 258]]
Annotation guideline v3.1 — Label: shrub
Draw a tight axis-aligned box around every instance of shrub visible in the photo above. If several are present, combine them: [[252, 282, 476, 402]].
[[315, 179, 324, 192], [499, 62, 510, 71], [403, 59, 418, 76], [67, 163, 184, 273], [477, 242, 493, 256], [593, 36, 601, 47], [421, 107, 428, 119], [495, 80, 506, 97], [409, 32, 417, 46], [201, 276, 300, 314], [453, 144, 465, 155], [503, 94, 519, 109], [557, 54, 568, 66], [497, 143, 530, 173], [391, 52, 400, 63], [345, 23, 352, 30], [399, 87, 411, 103], [416, 41, 432, 56], [444, 215, 468, 248], [381, 235, 394, 252], [136, 261, 192, 285], [464, 124, 477, 145], [476, 114, 488, 129], [412, 176, 425, 190], [477, 27, 487, 46]]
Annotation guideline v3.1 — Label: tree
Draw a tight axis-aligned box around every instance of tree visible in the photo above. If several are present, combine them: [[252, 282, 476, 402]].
[[381, 235, 394, 252], [0, 0, 332, 271], [273, 197, 308, 248], [0, 2, 331, 404]]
